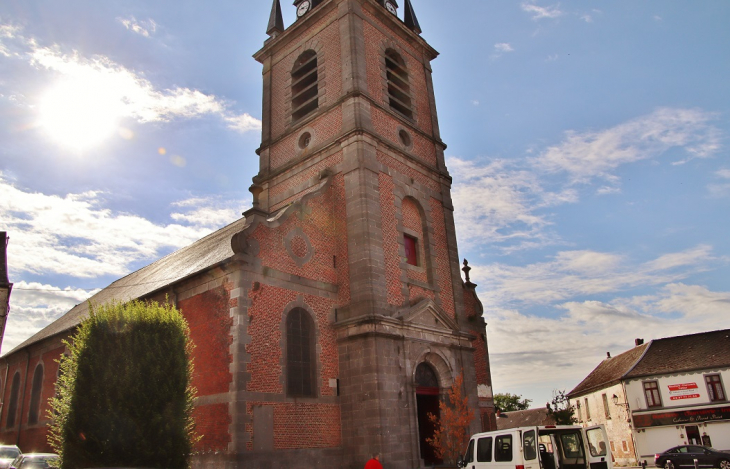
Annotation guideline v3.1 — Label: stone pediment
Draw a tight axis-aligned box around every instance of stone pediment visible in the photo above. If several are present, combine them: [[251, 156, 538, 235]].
[[396, 299, 457, 332]]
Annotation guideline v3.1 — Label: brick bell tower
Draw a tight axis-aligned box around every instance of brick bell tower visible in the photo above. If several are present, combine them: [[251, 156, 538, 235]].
[[240, 0, 496, 467]]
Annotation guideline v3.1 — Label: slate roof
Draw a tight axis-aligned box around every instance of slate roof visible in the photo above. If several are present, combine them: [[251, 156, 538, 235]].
[[624, 329, 730, 379], [496, 407, 555, 430], [568, 342, 649, 398], [3, 218, 246, 358], [569, 329, 730, 398]]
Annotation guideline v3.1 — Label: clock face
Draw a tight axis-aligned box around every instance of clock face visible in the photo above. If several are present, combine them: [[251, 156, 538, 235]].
[[297, 0, 311, 17], [385, 1, 397, 15]]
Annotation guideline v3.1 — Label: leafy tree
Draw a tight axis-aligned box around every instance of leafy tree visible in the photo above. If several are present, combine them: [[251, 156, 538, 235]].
[[426, 374, 475, 465], [546, 389, 577, 425], [494, 393, 532, 412], [49, 299, 198, 469]]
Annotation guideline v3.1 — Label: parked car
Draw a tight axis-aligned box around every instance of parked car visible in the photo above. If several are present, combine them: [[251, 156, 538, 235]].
[[0, 446, 21, 469], [654, 445, 730, 469], [8, 453, 59, 469]]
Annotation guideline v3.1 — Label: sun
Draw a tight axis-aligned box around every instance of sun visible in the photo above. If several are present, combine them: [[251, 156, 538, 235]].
[[39, 78, 124, 151]]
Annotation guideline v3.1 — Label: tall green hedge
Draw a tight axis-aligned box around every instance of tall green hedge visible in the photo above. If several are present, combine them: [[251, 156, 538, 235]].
[[49, 300, 198, 469]]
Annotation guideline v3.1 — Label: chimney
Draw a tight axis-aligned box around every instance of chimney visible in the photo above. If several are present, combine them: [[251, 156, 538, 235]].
[[635, 338, 644, 346], [606, 352, 611, 358]]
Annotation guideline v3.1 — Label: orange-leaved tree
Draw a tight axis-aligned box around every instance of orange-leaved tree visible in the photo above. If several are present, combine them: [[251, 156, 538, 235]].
[[426, 373, 475, 465]]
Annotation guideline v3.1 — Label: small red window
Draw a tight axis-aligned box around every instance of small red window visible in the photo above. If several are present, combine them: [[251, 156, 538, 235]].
[[404, 234, 418, 266]]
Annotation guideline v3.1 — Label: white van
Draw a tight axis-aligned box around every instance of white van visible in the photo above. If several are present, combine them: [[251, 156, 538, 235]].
[[458, 425, 613, 469]]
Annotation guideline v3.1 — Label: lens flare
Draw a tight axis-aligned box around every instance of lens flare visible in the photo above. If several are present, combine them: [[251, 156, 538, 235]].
[[40, 78, 123, 151]]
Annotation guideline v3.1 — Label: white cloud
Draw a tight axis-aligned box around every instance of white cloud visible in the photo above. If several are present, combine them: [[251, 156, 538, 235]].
[[117, 16, 158, 38], [535, 108, 722, 183], [494, 43, 514, 53], [521, 2, 563, 20], [471, 245, 716, 307], [449, 157, 578, 252], [30, 47, 261, 131], [488, 283, 730, 399], [709, 169, 730, 197], [170, 196, 245, 227], [0, 23, 22, 57], [596, 185, 621, 195], [1, 281, 98, 354], [0, 174, 247, 278], [0, 23, 261, 133]]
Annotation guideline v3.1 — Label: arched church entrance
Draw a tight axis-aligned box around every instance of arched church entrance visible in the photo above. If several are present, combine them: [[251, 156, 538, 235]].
[[415, 362, 442, 466]]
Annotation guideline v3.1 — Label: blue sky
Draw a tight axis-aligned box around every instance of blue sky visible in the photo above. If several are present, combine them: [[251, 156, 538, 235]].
[[1, 0, 728, 408]]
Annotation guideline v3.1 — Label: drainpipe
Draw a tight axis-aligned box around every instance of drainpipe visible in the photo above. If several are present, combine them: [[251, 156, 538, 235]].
[[16, 348, 30, 447]]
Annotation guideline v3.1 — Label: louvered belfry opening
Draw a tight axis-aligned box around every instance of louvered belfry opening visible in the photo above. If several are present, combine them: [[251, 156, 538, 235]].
[[385, 49, 413, 119], [291, 50, 318, 122]]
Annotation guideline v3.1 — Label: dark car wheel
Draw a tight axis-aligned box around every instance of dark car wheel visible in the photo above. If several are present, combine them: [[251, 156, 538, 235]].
[[665, 461, 674, 469], [718, 459, 729, 469]]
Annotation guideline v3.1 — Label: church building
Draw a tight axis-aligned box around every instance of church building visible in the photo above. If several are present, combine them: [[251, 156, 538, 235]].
[[0, 1, 496, 467]]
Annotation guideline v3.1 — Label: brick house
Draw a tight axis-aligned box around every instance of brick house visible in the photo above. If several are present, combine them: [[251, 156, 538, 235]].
[[568, 330, 730, 466], [0, 1, 496, 468]]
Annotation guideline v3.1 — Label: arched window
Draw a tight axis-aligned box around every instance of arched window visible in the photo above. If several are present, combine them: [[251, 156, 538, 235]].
[[6, 372, 20, 428], [286, 308, 316, 397], [291, 50, 319, 122], [415, 363, 439, 390], [28, 364, 44, 425], [385, 49, 413, 119]]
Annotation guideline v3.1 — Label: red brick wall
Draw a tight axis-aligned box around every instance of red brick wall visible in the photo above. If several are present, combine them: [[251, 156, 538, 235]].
[[252, 181, 347, 291], [371, 107, 438, 167], [179, 286, 234, 397], [0, 344, 65, 453], [429, 198, 456, 319], [269, 109, 343, 172], [193, 403, 231, 452], [246, 286, 339, 397], [379, 173, 405, 307], [270, 151, 344, 211], [377, 153, 440, 193], [245, 402, 341, 450]]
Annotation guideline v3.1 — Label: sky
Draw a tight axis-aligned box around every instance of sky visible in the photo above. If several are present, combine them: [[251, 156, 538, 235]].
[[0, 0, 729, 408]]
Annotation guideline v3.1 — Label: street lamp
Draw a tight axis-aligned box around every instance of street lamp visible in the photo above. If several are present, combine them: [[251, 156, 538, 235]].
[[613, 394, 629, 408]]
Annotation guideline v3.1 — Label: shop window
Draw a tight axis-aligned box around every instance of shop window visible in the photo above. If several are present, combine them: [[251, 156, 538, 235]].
[[28, 364, 44, 425], [286, 308, 316, 397], [643, 381, 662, 408], [385, 49, 413, 119], [291, 50, 318, 122], [705, 374, 726, 402]]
